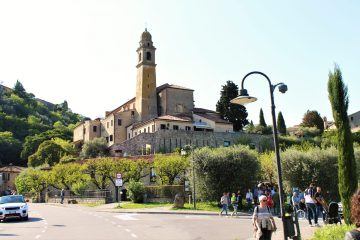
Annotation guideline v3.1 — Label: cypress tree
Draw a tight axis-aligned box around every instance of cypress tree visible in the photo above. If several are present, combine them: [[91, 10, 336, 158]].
[[216, 80, 249, 131], [328, 65, 358, 224], [259, 108, 267, 127], [277, 111, 287, 135]]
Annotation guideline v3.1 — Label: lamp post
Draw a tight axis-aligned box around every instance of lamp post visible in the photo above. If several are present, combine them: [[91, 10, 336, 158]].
[[181, 146, 196, 209], [230, 71, 288, 239]]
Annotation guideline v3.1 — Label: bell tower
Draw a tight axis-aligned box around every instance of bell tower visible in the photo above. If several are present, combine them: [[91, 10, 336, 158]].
[[135, 28, 158, 122]]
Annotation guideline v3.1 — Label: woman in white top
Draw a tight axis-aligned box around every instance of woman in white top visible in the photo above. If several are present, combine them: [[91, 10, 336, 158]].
[[252, 195, 277, 240]]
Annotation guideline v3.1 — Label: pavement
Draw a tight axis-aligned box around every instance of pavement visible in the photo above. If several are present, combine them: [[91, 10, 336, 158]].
[[46, 202, 318, 239]]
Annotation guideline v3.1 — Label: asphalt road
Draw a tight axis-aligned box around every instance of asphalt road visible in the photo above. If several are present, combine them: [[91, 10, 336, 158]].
[[0, 203, 315, 240]]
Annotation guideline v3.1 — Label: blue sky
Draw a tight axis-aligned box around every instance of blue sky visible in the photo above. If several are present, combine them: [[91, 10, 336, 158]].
[[0, 1, 359, 127]]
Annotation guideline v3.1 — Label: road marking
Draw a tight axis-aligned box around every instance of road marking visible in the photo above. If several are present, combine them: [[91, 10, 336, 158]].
[[131, 233, 137, 238], [41, 230, 46, 233], [125, 229, 131, 232], [114, 214, 139, 221], [117, 225, 123, 228], [111, 221, 116, 225], [35, 235, 41, 239]]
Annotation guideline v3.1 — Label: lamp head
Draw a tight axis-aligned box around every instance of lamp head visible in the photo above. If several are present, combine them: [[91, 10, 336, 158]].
[[230, 88, 258, 105], [278, 84, 288, 94]]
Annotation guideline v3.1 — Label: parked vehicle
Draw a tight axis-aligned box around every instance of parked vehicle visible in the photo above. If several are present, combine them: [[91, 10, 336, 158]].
[[0, 195, 29, 221]]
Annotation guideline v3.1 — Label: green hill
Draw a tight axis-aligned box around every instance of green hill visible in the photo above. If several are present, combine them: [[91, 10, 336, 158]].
[[0, 81, 85, 166]]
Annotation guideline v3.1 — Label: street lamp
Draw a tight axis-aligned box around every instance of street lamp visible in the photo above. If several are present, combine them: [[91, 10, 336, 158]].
[[231, 71, 288, 239], [181, 146, 196, 210]]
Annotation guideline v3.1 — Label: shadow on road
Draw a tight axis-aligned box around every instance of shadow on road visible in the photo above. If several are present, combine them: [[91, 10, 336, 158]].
[[0, 234, 18, 236], [1, 217, 43, 223]]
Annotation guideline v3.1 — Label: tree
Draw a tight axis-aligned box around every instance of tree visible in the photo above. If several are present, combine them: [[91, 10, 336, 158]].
[[301, 110, 324, 133], [328, 65, 358, 224], [28, 140, 65, 167], [15, 168, 49, 197], [13, 80, 27, 99], [80, 138, 109, 159], [216, 80, 249, 131], [48, 163, 90, 191], [277, 111, 286, 135], [259, 108, 267, 127], [154, 154, 190, 185], [0, 131, 22, 165]]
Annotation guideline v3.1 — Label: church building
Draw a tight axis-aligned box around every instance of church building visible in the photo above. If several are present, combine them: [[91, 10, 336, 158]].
[[73, 29, 238, 156]]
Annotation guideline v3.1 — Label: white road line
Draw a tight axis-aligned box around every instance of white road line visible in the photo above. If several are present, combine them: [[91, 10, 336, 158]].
[[35, 235, 41, 239], [125, 229, 131, 233], [131, 233, 137, 238], [117, 225, 123, 228], [41, 230, 46, 233], [114, 214, 139, 221]]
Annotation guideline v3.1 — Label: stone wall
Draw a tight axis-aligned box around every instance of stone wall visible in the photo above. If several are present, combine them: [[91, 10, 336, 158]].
[[47, 197, 107, 205], [110, 130, 272, 156]]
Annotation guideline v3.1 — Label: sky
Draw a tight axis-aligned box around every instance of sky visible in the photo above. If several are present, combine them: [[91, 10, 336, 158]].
[[0, 0, 359, 127]]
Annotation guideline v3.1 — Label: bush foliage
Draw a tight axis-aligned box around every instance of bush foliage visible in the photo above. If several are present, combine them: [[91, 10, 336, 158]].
[[192, 145, 259, 201], [128, 180, 146, 203], [312, 224, 355, 240]]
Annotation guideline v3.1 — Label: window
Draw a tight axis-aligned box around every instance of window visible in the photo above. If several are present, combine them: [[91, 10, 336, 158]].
[[135, 132, 137, 136], [144, 128, 146, 133], [138, 52, 141, 62], [106, 137, 109, 143], [111, 120, 113, 126], [128, 133, 130, 139], [147, 43, 150, 47], [148, 126, 150, 132], [131, 111, 135, 116], [107, 122, 109, 128], [223, 141, 230, 147], [160, 124, 166, 130], [118, 119, 122, 126], [83, 128, 86, 134], [185, 126, 191, 131], [173, 125, 179, 130], [152, 125, 155, 132], [146, 52, 151, 60], [110, 135, 113, 142], [351, 116, 354, 121], [93, 126, 97, 132]]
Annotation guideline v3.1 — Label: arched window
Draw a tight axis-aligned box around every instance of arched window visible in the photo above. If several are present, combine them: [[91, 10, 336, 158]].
[[139, 53, 141, 62], [146, 52, 151, 61]]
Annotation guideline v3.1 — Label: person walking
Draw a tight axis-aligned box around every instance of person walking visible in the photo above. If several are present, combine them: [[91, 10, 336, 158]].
[[219, 192, 228, 216], [237, 190, 243, 210], [272, 189, 280, 216], [314, 186, 327, 222], [246, 189, 254, 212], [305, 183, 319, 227], [345, 188, 360, 239], [231, 192, 238, 217], [252, 195, 277, 240], [60, 189, 65, 204]]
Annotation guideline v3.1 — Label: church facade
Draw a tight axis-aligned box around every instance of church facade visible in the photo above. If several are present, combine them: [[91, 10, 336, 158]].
[[73, 29, 241, 156]]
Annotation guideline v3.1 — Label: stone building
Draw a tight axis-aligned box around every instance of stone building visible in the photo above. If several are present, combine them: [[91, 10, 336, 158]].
[[73, 29, 244, 156]]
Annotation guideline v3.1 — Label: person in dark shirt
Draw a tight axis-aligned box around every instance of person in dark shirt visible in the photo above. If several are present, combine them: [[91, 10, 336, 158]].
[[314, 187, 326, 222], [345, 188, 360, 240]]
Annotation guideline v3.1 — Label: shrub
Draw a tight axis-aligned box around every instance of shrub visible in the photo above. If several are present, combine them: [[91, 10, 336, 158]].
[[193, 145, 259, 201], [312, 224, 355, 240], [128, 181, 146, 203], [281, 147, 339, 200]]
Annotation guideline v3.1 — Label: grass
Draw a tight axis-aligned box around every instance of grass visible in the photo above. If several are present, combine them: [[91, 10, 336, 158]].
[[115, 202, 172, 209], [311, 224, 355, 240], [83, 203, 102, 207], [172, 202, 220, 212]]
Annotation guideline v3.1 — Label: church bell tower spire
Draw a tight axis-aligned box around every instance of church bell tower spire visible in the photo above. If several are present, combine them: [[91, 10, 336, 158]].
[[135, 29, 158, 122]]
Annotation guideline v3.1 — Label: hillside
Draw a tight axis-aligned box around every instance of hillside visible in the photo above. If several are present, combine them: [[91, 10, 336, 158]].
[[0, 81, 85, 166]]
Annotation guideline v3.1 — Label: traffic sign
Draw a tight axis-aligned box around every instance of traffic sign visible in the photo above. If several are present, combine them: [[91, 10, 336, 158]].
[[116, 173, 122, 179], [115, 179, 123, 187]]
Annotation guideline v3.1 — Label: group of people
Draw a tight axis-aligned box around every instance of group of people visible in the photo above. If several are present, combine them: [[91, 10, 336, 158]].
[[291, 183, 327, 227], [219, 191, 243, 217]]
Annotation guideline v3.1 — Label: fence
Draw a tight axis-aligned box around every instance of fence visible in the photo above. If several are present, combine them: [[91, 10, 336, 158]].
[[47, 189, 112, 204], [145, 185, 184, 203]]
